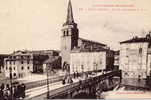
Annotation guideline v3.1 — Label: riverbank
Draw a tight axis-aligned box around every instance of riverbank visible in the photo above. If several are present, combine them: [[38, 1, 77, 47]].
[[101, 78, 151, 98], [101, 86, 151, 98]]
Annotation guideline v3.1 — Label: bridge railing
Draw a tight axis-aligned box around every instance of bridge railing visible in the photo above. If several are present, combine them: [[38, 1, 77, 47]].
[[25, 75, 64, 89], [48, 70, 122, 98]]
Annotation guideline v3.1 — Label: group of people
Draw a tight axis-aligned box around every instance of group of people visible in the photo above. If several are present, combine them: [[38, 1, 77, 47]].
[[62, 70, 106, 85], [62, 72, 86, 85], [0, 82, 26, 100], [62, 75, 73, 85], [73, 72, 80, 79]]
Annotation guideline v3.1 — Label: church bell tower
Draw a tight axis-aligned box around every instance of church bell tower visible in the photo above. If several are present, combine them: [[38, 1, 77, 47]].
[[61, 0, 79, 67]]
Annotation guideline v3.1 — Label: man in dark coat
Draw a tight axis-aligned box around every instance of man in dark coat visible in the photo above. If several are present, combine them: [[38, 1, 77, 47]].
[[0, 83, 5, 90], [0, 89, 4, 100], [21, 83, 26, 98]]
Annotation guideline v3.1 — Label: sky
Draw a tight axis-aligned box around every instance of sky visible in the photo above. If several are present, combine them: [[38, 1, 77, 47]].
[[0, 0, 151, 54]]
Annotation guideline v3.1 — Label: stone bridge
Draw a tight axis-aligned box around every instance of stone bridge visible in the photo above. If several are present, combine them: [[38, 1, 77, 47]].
[[48, 70, 122, 99]]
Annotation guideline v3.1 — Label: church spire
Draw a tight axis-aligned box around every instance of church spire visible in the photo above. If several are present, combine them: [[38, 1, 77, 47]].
[[66, 0, 74, 24]]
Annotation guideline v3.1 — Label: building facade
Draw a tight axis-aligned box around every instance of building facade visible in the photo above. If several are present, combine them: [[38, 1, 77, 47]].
[[61, 0, 109, 69], [43, 56, 62, 73], [4, 51, 34, 78], [0, 54, 9, 73], [3, 50, 59, 78], [61, 0, 79, 66], [120, 34, 151, 79], [114, 51, 119, 70], [0, 54, 9, 79], [70, 50, 114, 74]]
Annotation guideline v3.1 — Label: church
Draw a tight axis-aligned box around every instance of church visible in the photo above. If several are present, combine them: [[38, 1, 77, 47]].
[[61, 0, 114, 73]]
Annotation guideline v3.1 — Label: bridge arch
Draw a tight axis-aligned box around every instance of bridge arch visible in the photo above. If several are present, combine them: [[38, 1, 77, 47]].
[[72, 92, 96, 99]]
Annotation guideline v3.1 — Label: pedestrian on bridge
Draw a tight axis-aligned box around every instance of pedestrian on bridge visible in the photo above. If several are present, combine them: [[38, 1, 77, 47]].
[[0, 83, 5, 91], [62, 79, 66, 85], [21, 83, 26, 99], [16, 83, 22, 98], [76, 72, 79, 78], [13, 85, 17, 98], [0, 89, 4, 100], [73, 72, 76, 79], [6, 84, 10, 90]]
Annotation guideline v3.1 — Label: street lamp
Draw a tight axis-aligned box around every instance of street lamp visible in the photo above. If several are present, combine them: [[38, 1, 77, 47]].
[[9, 67, 13, 100], [93, 62, 96, 74], [96, 63, 98, 75], [81, 65, 84, 78], [46, 63, 50, 99]]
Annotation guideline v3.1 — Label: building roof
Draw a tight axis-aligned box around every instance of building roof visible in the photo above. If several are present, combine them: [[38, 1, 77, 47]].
[[10, 50, 32, 56], [70, 37, 110, 53], [9, 50, 60, 56], [29, 50, 60, 55], [0, 54, 9, 59], [120, 37, 150, 44], [79, 37, 106, 46], [43, 56, 60, 64], [114, 50, 120, 55], [71, 46, 110, 53]]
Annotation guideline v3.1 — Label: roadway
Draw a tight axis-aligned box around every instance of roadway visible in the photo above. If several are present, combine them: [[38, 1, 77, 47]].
[[25, 72, 105, 99], [25, 78, 81, 99], [25, 81, 62, 99]]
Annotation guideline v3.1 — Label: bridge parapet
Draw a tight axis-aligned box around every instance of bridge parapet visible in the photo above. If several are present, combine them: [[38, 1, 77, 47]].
[[48, 70, 122, 99]]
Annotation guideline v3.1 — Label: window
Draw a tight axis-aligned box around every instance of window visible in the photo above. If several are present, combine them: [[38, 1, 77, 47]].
[[66, 30, 68, 36], [27, 56, 30, 58], [21, 66, 24, 70], [27, 60, 30, 64], [13, 73, 16, 77], [13, 61, 15, 65], [21, 56, 23, 59], [126, 48, 129, 56], [14, 67, 15, 70], [9, 67, 12, 71], [6, 66, 8, 70], [9, 61, 11, 65], [21, 61, 24, 64], [139, 48, 142, 55], [63, 31, 66, 36], [27, 66, 30, 70]]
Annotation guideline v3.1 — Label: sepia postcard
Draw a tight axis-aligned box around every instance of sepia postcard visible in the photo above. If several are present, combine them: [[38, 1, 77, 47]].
[[0, 0, 151, 99]]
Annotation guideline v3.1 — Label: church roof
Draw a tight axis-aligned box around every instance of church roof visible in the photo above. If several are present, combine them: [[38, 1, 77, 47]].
[[71, 45, 108, 53], [120, 37, 150, 44], [79, 37, 106, 46]]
